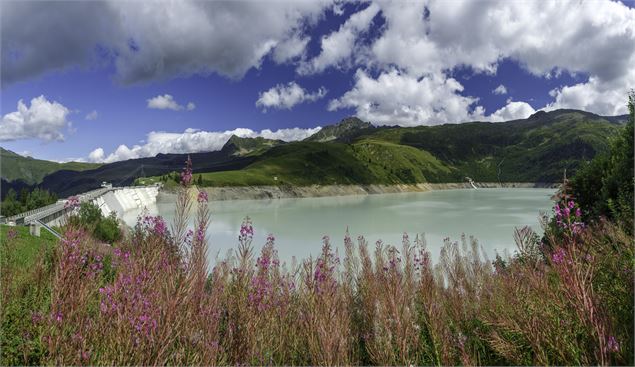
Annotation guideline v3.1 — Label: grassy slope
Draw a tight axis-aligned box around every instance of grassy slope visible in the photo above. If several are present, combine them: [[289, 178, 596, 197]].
[[0, 225, 58, 269], [99, 110, 626, 188], [191, 140, 456, 186], [359, 111, 619, 182], [1, 148, 100, 185]]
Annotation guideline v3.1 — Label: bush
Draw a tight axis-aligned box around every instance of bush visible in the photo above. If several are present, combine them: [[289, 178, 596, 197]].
[[3, 155, 631, 366], [94, 213, 122, 243], [77, 202, 102, 228], [571, 92, 634, 231]]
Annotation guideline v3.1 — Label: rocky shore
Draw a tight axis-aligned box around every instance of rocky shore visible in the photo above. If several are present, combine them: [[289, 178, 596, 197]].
[[159, 182, 559, 202]]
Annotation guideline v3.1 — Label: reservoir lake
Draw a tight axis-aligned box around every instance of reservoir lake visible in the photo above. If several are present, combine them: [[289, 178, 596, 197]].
[[121, 188, 556, 265]]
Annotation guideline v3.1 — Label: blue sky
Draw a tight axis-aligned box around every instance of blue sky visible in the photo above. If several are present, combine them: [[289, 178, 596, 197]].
[[1, 0, 633, 163]]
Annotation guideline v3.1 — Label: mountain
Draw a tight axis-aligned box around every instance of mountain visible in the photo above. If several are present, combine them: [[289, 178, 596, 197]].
[[0, 148, 100, 185], [221, 135, 285, 156], [305, 117, 374, 142], [38, 150, 256, 198], [2, 109, 627, 197], [196, 109, 624, 186]]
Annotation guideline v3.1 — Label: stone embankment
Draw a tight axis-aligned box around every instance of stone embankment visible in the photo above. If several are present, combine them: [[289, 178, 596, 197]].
[[160, 182, 558, 202]]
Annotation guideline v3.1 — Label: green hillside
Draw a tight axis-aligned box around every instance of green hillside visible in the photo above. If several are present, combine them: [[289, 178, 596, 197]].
[[196, 139, 456, 187], [0, 148, 101, 185], [18, 109, 624, 193], [358, 110, 620, 182], [221, 135, 284, 157], [202, 110, 621, 186]]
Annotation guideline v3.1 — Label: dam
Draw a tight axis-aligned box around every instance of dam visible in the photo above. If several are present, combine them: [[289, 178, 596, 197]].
[[1, 183, 161, 236]]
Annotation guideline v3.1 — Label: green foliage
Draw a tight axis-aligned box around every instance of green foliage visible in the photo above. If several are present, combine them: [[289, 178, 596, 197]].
[[139, 110, 619, 187], [94, 212, 122, 243], [1, 188, 58, 217], [571, 93, 634, 230], [0, 147, 100, 185], [78, 202, 102, 227], [68, 202, 122, 244], [1, 225, 56, 365]]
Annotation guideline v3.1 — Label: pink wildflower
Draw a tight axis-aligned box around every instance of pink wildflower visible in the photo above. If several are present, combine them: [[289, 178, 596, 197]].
[[552, 247, 566, 265], [197, 190, 208, 203]]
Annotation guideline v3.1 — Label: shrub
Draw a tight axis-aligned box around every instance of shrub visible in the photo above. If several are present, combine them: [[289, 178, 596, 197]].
[[3, 155, 632, 366], [94, 213, 122, 243], [571, 92, 634, 231]]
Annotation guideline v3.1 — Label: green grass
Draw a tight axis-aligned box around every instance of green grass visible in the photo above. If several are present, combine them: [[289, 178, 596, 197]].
[[180, 140, 457, 187], [137, 110, 622, 187], [1, 148, 101, 185], [0, 225, 58, 270]]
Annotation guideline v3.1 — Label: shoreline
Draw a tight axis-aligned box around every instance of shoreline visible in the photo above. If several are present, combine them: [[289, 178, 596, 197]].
[[159, 182, 559, 202]]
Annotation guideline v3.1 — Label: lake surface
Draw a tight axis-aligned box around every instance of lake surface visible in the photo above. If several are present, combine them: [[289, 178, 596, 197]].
[[121, 188, 556, 265]]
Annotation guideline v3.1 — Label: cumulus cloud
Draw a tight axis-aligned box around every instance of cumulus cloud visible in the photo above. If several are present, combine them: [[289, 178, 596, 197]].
[[492, 85, 507, 95], [338, 0, 635, 120], [147, 94, 196, 111], [1, 1, 331, 85], [0, 95, 71, 141], [298, 2, 380, 75], [88, 147, 105, 163], [3, 0, 633, 124], [544, 71, 635, 115], [85, 110, 98, 120], [272, 35, 310, 64], [328, 69, 484, 126], [88, 126, 322, 163], [488, 101, 536, 122], [256, 82, 327, 111]]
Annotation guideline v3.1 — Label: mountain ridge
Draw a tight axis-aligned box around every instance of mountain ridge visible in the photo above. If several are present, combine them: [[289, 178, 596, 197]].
[[0, 109, 627, 198]]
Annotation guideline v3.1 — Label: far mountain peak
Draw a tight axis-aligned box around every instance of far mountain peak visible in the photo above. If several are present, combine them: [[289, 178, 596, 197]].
[[305, 116, 374, 142]]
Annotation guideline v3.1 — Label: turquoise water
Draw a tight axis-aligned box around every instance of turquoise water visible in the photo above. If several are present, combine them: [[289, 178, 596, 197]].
[[122, 188, 556, 265]]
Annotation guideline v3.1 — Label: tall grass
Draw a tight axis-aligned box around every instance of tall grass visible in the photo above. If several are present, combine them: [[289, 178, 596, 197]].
[[1, 159, 632, 365]]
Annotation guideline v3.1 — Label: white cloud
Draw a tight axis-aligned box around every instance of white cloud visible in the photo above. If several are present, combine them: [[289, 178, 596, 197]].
[[88, 147, 105, 163], [2, 0, 634, 123], [147, 94, 195, 111], [85, 110, 98, 120], [492, 85, 507, 95], [298, 2, 380, 75], [343, 0, 635, 119], [0, 95, 71, 141], [272, 35, 310, 64], [256, 82, 327, 111], [488, 101, 536, 122], [544, 71, 635, 115], [1, 1, 332, 85], [328, 69, 484, 126], [89, 126, 322, 163]]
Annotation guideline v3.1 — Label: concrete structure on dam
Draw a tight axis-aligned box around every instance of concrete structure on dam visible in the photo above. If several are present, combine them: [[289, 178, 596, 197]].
[[93, 185, 160, 218], [1, 183, 161, 237]]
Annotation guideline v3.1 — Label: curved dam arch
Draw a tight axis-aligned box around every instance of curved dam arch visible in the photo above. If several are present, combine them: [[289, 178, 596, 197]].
[[94, 186, 160, 218]]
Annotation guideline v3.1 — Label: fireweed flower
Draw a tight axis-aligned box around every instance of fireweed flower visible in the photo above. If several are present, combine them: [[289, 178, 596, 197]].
[[197, 190, 208, 203], [196, 225, 205, 243], [180, 156, 193, 187], [239, 217, 254, 244], [64, 196, 80, 209], [552, 247, 566, 264], [607, 335, 620, 353], [140, 214, 168, 237]]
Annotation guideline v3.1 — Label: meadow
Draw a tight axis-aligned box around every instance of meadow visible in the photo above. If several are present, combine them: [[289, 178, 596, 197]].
[[2, 157, 633, 366], [2, 102, 633, 366]]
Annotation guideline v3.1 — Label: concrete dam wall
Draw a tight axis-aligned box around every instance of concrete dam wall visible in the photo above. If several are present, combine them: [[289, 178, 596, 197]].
[[93, 186, 160, 218]]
